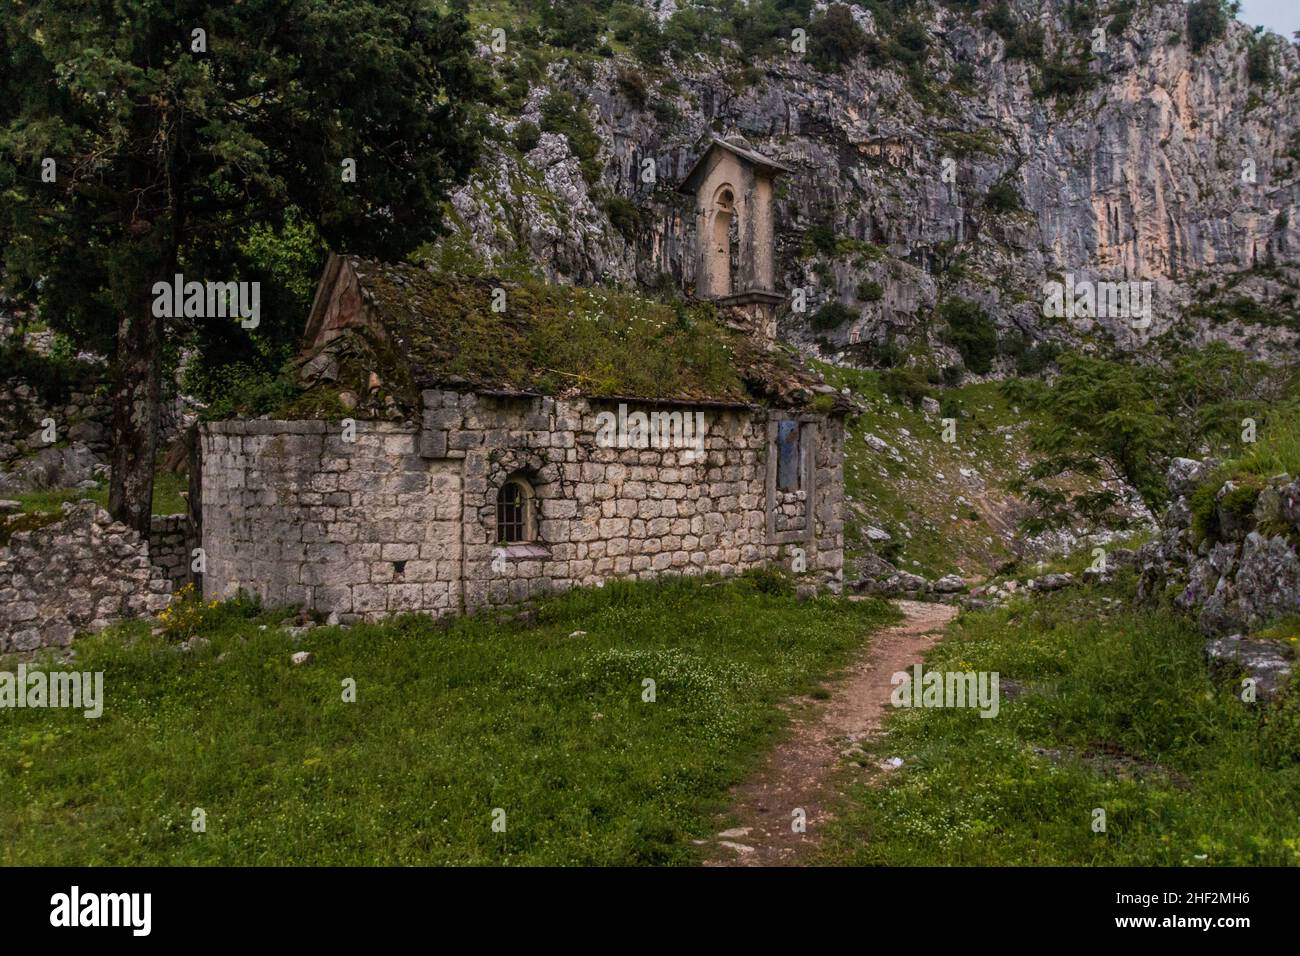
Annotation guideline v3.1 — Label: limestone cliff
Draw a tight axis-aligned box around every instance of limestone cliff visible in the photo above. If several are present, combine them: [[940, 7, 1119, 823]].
[[435, 0, 1300, 369]]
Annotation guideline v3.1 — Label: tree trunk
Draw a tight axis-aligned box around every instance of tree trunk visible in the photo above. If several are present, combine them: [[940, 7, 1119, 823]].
[[107, 307, 162, 537]]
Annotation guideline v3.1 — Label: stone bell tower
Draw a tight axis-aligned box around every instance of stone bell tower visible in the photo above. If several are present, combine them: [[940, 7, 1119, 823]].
[[678, 134, 791, 345]]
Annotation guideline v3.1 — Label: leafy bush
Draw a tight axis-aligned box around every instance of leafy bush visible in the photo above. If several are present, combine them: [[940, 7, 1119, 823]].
[[602, 194, 641, 240], [1005, 24, 1045, 61], [940, 298, 998, 375], [856, 279, 884, 302], [1246, 36, 1277, 85], [811, 301, 859, 331], [881, 366, 933, 407], [984, 1, 1017, 41], [983, 181, 1022, 213], [1107, 0, 1136, 36], [741, 565, 795, 596], [889, 19, 930, 66], [1003, 345, 1296, 529], [1186, 0, 1227, 53], [615, 66, 648, 108], [1036, 60, 1098, 99], [998, 332, 1061, 376], [512, 120, 541, 153], [808, 3, 870, 72], [540, 90, 603, 184], [806, 222, 839, 256], [540, 0, 602, 49], [0, 340, 100, 405]]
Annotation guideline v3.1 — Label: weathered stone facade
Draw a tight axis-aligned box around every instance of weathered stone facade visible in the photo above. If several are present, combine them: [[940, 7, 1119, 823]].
[[0, 501, 172, 654], [201, 389, 845, 622]]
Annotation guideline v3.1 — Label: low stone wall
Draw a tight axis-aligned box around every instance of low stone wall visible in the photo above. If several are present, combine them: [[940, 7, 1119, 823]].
[[149, 513, 195, 591], [0, 501, 173, 654]]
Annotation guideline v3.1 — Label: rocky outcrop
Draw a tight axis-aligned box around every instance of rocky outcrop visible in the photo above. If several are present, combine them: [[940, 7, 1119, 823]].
[[0, 442, 105, 495], [1204, 633, 1293, 703], [852, 556, 968, 600], [1138, 459, 1300, 637], [0, 501, 173, 654], [441, 1, 1300, 367]]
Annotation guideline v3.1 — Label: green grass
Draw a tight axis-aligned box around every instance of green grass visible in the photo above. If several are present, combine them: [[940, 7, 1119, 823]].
[[0, 576, 899, 866], [819, 582, 1300, 866], [14, 469, 188, 518]]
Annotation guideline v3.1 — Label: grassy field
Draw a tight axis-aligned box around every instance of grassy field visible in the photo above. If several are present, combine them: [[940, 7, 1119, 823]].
[[819, 579, 1300, 866], [0, 575, 898, 866]]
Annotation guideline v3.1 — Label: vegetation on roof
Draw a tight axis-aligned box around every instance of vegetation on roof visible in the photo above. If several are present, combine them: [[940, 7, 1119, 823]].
[[330, 259, 819, 408]]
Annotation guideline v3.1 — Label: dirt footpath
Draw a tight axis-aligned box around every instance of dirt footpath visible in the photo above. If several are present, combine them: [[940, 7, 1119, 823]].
[[703, 599, 957, 866]]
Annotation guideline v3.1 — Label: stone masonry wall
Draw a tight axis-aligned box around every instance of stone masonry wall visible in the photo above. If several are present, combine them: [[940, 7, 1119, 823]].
[[199, 393, 845, 622], [428, 390, 843, 614], [149, 514, 195, 591], [200, 420, 462, 618], [0, 501, 173, 654]]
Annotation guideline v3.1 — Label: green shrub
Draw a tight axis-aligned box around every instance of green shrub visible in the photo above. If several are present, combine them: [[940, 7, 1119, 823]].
[[1246, 37, 1277, 85], [983, 181, 1021, 213], [856, 279, 884, 302], [807, 222, 838, 256], [540, 90, 603, 184], [811, 301, 859, 331], [1186, 0, 1227, 53], [1005, 24, 1045, 61], [1107, 0, 1136, 36], [616, 66, 649, 108], [0, 340, 100, 405], [603, 194, 641, 241], [984, 1, 1017, 41], [512, 120, 540, 153], [1036, 60, 1098, 99], [741, 565, 795, 596], [881, 366, 932, 407], [940, 298, 998, 375], [808, 3, 870, 72]]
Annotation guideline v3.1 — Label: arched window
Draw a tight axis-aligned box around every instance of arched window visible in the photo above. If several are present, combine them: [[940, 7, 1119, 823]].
[[709, 185, 735, 297], [496, 477, 534, 543]]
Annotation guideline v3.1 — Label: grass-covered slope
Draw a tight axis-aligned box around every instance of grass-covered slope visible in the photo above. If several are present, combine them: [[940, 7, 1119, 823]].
[[819, 580, 1300, 866], [819, 363, 1124, 581], [0, 576, 898, 866]]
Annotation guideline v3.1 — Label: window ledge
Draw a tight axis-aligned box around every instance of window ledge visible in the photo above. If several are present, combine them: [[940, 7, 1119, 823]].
[[492, 543, 551, 561]]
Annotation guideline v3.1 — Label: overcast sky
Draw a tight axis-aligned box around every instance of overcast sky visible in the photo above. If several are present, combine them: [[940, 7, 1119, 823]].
[[1234, 0, 1299, 39]]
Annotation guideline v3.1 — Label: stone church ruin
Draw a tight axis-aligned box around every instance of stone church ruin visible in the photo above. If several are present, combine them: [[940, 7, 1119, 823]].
[[3, 137, 853, 644]]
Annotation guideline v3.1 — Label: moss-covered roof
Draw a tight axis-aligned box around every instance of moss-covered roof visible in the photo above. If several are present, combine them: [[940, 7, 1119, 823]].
[[299, 256, 846, 413]]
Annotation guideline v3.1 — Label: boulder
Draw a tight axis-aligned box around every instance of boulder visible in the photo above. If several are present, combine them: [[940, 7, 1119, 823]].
[[1204, 634, 1293, 703], [1167, 457, 1218, 499], [0, 442, 101, 494]]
